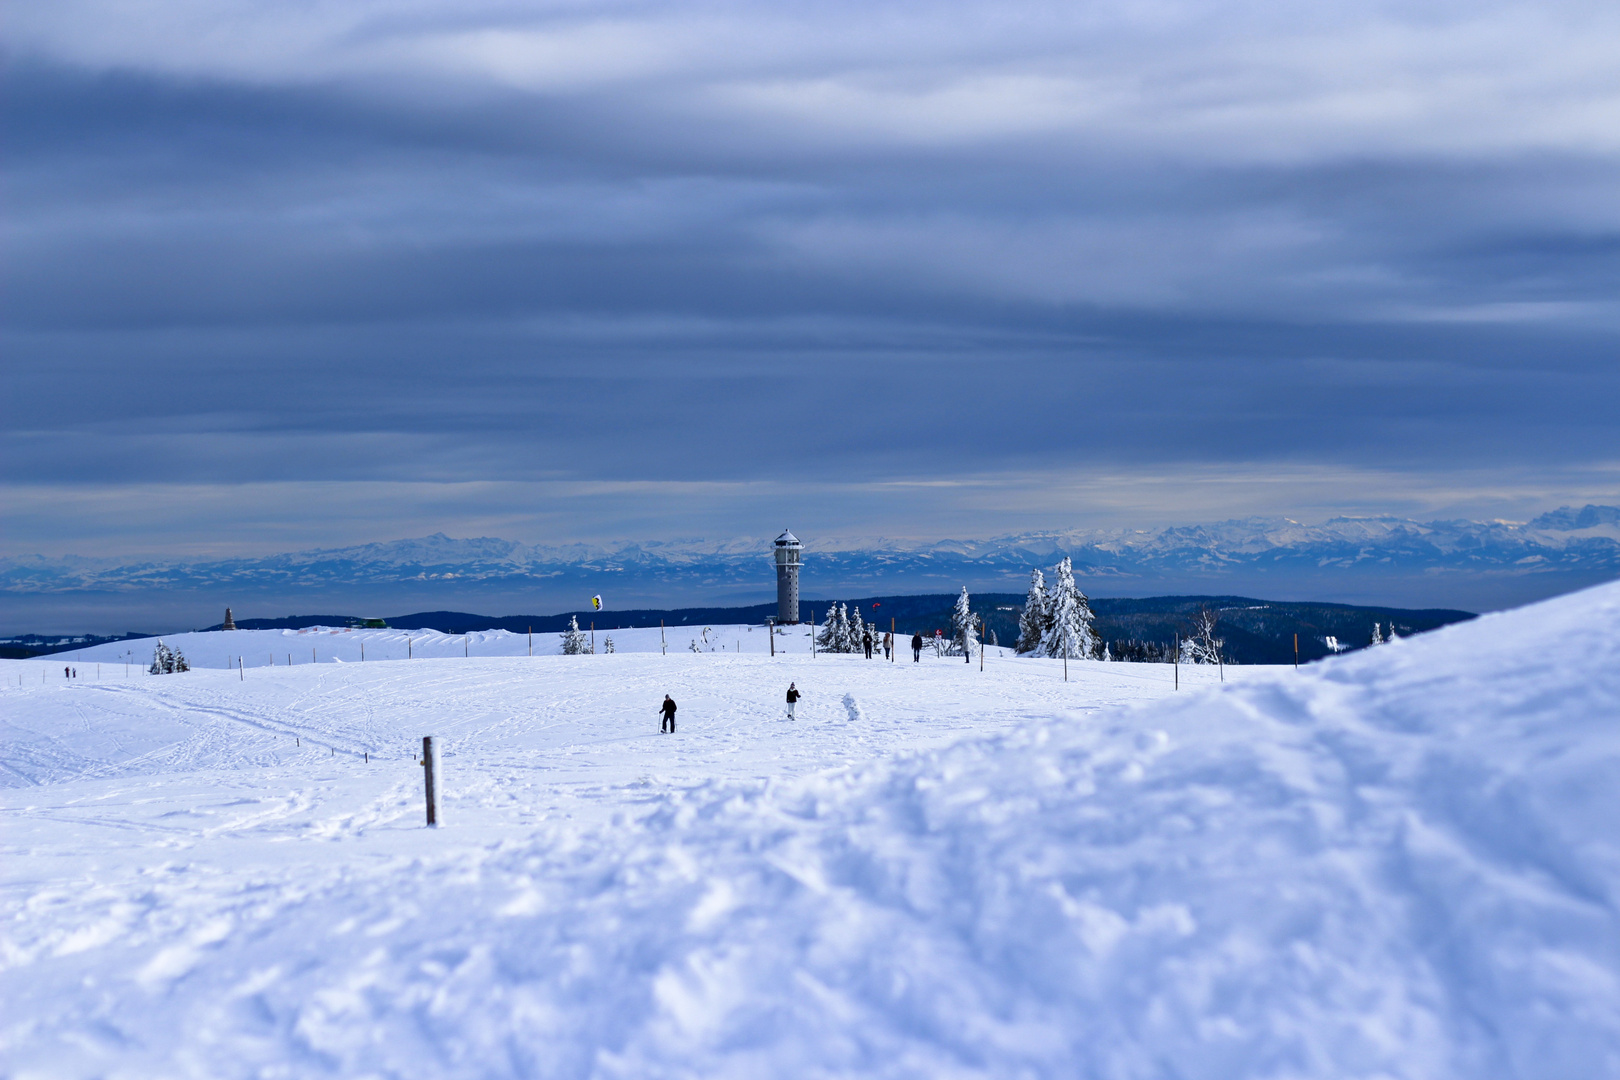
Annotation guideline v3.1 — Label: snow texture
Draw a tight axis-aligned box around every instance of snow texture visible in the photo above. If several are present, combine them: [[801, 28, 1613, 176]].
[[4, 581, 1620, 1078]]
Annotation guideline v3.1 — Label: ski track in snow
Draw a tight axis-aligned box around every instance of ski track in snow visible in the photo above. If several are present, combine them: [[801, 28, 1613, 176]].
[[4, 591, 1620, 1078]]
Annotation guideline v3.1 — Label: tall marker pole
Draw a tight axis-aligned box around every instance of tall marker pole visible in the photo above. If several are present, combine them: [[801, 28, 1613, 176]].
[[1174, 635, 1179, 691], [422, 736, 438, 827], [528, 627, 532, 656], [979, 617, 985, 671], [660, 620, 666, 655], [891, 617, 896, 662], [1293, 633, 1299, 669]]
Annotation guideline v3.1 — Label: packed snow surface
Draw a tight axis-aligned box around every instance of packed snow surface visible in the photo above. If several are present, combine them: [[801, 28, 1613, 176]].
[[5, 583, 1620, 1078]]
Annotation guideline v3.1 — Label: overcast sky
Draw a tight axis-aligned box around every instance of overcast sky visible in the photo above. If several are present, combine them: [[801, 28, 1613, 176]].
[[4, 0, 1618, 559]]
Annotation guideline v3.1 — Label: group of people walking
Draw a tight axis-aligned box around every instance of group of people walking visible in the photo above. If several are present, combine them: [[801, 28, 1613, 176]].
[[851, 629, 930, 661], [656, 629, 936, 733]]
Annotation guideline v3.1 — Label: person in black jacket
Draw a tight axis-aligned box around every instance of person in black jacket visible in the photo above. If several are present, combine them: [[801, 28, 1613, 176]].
[[786, 682, 800, 720], [911, 633, 923, 661], [862, 630, 873, 659], [660, 694, 677, 733]]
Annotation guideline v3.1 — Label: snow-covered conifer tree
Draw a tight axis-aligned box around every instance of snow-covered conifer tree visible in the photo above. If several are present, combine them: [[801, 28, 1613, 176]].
[[849, 607, 867, 650], [1016, 569, 1049, 654], [560, 616, 590, 655], [816, 605, 841, 652], [171, 648, 189, 673], [834, 603, 853, 652], [1040, 557, 1099, 660], [149, 641, 174, 675], [1370, 623, 1384, 646], [951, 586, 979, 657], [602, 635, 615, 654]]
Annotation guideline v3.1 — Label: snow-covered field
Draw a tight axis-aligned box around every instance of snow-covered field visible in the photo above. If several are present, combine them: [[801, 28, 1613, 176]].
[[4, 584, 1619, 1078], [26, 619, 832, 672]]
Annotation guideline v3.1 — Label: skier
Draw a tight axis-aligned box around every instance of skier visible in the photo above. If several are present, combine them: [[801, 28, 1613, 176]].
[[64, 666, 71, 679], [883, 631, 892, 660], [785, 682, 800, 720], [862, 630, 873, 659], [659, 694, 677, 734], [911, 633, 923, 661]]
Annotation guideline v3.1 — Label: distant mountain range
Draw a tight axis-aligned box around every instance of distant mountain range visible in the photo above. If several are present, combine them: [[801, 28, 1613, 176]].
[[3, 506, 1617, 630]]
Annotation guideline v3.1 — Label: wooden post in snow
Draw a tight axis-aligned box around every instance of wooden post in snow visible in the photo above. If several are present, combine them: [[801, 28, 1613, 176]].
[[1294, 633, 1299, 669], [422, 736, 438, 827], [591, 622, 595, 654], [768, 618, 775, 656], [1174, 636, 1179, 690], [1063, 638, 1068, 682], [660, 620, 666, 655], [979, 617, 985, 671], [238, 656, 243, 681], [528, 627, 531, 657], [408, 638, 412, 659], [891, 617, 896, 662]]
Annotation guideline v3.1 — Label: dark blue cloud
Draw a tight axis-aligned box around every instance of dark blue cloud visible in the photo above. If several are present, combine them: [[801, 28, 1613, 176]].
[[2, 2, 1618, 560]]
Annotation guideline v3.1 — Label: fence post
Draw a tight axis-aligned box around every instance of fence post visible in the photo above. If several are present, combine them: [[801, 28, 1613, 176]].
[[1174, 636, 1179, 690], [422, 736, 438, 827], [660, 620, 666, 655], [1294, 633, 1299, 669]]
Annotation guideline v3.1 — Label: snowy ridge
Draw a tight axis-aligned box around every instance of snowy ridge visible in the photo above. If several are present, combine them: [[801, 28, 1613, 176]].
[[4, 507, 1618, 602], [2, 581, 1620, 1076]]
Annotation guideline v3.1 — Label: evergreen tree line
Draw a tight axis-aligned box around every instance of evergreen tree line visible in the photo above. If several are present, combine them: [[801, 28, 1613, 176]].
[[1015, 557, 1103, 659], [815, 603, 875, 653], [817, 588, 985, 657], [1016, 563, 1234, 665], [149, 640, 189, 674]]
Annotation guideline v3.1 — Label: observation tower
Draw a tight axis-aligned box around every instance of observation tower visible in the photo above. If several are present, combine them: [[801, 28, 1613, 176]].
[[774, 530, 801, 624]]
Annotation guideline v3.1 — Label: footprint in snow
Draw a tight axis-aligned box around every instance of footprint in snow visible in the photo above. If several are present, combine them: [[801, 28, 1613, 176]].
[[843, 693, 864, 723]]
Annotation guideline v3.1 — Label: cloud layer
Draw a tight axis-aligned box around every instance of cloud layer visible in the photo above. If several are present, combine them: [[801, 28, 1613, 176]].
[[3, 0, 1618, 558]]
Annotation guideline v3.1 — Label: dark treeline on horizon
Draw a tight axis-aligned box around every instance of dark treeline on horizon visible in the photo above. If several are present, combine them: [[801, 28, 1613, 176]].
[[3, 594, 1476, 664]]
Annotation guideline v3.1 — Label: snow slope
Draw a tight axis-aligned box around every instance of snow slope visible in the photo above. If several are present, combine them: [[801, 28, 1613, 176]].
[[36, 620, 831, 671], [4, 582, 1620, 1078]]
